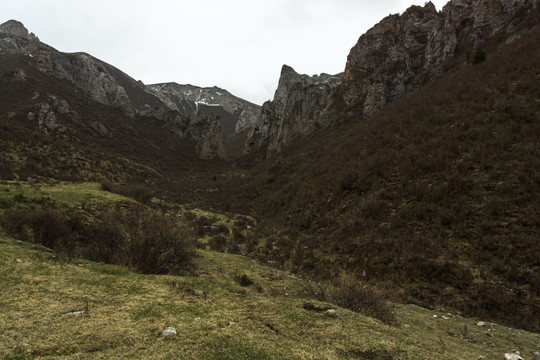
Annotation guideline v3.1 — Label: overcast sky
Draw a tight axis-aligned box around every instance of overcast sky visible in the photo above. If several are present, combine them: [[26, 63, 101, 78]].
[[3, 0, 448, 105]]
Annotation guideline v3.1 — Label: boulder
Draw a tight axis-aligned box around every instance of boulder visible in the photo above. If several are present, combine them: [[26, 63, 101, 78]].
[[504, 353, 524, 360], [161, 327, 177, 337]]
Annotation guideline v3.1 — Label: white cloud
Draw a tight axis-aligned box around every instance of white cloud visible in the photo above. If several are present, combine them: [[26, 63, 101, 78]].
[[2, 0, 448, 104]]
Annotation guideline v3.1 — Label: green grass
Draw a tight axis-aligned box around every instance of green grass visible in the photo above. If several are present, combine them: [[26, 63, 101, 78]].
[[1, 234, 538, 359], [0, 181, 131, 210]]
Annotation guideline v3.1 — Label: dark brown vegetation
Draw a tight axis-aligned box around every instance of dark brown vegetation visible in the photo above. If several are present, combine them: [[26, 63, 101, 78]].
[[100, 181, 154, 205], [301, 274, 397, 326], [240, 28, 540, 331], [0, 204, 196, 275]]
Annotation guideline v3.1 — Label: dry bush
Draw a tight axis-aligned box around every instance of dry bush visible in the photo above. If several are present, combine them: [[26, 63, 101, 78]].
[[1, 208, 73, 254], [82, 206, 196, 274], [1, 205, 196, 275], [299, 273, 397, 325], [329, 274, 397, 326]]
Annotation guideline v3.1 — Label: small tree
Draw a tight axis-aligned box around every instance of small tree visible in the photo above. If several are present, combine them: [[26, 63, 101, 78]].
[[472, 48, 486, 64]]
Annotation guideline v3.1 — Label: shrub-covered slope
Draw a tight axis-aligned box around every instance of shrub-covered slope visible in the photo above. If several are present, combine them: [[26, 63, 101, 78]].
[[0, 54, 231, 183], [243, 27, 540, 331]]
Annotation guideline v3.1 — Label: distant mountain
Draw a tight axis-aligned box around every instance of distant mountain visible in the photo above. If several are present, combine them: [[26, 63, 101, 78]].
[[0, 20, 235, 183], [0, 20, 259, 159], [146, 83, 260, 136]]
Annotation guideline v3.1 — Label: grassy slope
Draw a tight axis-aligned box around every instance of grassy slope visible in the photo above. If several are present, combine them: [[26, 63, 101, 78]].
[[2, 235, 540, 360], [0, 183, 539, 359]]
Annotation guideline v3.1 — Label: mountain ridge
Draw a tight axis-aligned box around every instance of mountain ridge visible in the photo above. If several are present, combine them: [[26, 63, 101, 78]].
[[0, 19, 263, 159]]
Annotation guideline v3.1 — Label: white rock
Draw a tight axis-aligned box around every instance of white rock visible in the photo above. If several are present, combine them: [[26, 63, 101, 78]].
[[504, 353, 524, 360], [326, 309, 337, 314], [403, 324, 410, 328], [477, 321, 485, 326], [15, 259, 22, 263], [61, 310, 85, 317], [433, 315, 438, 318], [161, 327, 177, 337]]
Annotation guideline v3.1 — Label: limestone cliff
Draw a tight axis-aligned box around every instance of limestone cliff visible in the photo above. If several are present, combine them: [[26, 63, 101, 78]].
[[245, 65, 341, 158], [245, 0, 539, 158], [338, 0, 540, 117]]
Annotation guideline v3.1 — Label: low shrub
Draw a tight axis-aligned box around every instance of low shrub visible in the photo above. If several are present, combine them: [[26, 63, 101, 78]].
[[208, 235, 227, 252], [82, 206, 196, 274], [1, 208, 73, 254], [100, 182, 154, 205], [233, 272, 254, 287], [329, 274, 398, 326]]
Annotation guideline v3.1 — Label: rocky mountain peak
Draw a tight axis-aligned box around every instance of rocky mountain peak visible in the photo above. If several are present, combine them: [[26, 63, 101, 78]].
[[245, 66, 342, 158], [0, 20, 35, 40], [146, 82, 260, 135], [273, 64, 341, 104]]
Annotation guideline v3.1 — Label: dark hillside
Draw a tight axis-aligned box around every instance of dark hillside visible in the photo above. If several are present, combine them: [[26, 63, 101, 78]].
[[242, 27, 540, 331], [0, 54, 229, 183]]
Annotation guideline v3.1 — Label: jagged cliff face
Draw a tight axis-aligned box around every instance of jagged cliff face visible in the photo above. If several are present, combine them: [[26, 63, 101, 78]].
[[245, 65, 342, 158], [245, 0, 539, 158], [0, 20, 225, 159], [338, 0, 540, 116], [146, 83, 260, 135]]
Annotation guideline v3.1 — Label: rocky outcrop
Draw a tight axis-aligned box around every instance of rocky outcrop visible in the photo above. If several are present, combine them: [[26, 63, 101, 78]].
[[337, 0, 540, 117], [146, 83, 260, 134], [245, 0, 539, 158], [188, 112, 225, 159], [0, 20, 36, 40], [30, 95, 78, 139], [244, 65, 341, 158]]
